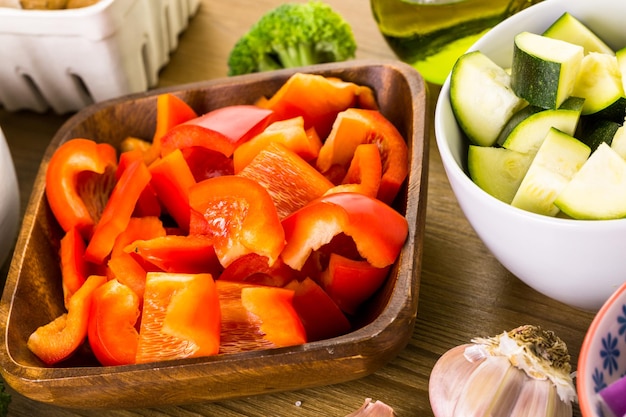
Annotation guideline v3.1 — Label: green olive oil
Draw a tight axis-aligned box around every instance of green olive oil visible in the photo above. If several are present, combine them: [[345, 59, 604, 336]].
[[371, 0, 543, 84]]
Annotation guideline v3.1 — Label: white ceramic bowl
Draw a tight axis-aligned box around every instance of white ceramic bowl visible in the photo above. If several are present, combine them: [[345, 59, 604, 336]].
[[434, 0, 626, 311], [578, 281, 626, 417], [0, 126, 19, 267]]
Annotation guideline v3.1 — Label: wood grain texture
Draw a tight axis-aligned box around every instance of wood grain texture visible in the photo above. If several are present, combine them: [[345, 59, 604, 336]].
[[0, 0, 595, 416]]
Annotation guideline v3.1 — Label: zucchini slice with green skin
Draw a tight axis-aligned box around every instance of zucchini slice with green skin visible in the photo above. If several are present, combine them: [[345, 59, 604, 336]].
[[450, 50, 527, 147], [511, 127, 590, 216], [577, 118, 621, 152], [500, 96, 584, 154], [511, 31, 584, 110], [542, 12, 614, 55], [610, 125, 626, 160], [468, 145, 533, 204], [555, 143, 626, 220], [572, 52, 625, 116], [615, 47, 626, 97]]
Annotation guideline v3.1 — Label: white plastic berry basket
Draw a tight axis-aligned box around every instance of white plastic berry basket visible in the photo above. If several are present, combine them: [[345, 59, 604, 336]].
[[0, 0, 199, 114]]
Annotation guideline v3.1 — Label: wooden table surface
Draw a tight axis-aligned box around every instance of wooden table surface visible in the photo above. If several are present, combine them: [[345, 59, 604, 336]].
[[0, 0, 596, 415]]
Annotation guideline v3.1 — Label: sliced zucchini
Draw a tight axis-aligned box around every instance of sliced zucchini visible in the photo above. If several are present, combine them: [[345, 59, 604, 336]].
[[495, 105, 543, 146], [511, 31, 584, 109], [615, 47, 626, 96], [542, 12, 614, 55], [450, 50, 527, 147], [511, 127, 590, 216], [577, 119, 621, 152], [610, 125, 626, 160], [572, 52, 625, 116], [500, 96, 584, 154], [468, 145, 533, 204], [555, 143, 626, 219]]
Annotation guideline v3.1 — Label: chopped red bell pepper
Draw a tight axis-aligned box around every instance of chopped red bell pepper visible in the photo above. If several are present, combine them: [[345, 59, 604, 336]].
[[135, 272, 221, 363], [319, 253, 390, 315], [281, 192, 408, 271], [183, 105, 273, 147], [181, 146, 234, 181], [217, 280, 306, 353], [59, 227, 89, 309], [159, 124, 237, 158], [27, 274, 107, 365], [219, 253, 299, 287], [316, 108, 409, 205], [325, 143, 382, 199], [238, 142, 334, 219], [45, 138, 117, 240], [148, 148, 196, 233], [117, 150, 162, 218], [284, 277, 351, 342], [127, 234, 222, 276], [88, 279, 140, 366], [84, 157, 152, 264], [107, 216, 166, 298], [188, 175, 285, 268]]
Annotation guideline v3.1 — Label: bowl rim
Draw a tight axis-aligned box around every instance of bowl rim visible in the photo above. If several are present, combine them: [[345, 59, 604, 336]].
[[577, 281, 626, 417], [434, 0, 626, 228]]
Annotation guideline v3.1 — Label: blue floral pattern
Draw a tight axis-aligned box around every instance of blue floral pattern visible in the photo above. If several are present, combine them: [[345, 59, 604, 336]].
[[592, 302, 626, 399], [619, 304, 626, 342], [600, 332, 620, 376]]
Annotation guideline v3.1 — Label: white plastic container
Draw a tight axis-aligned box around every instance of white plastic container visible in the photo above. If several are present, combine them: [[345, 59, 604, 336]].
[[0, 126, 19, 268], [0, 0, 199, 114]]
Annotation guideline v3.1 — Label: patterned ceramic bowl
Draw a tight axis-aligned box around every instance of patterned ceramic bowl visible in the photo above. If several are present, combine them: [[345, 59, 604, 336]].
[[578, 282, 626, 417]]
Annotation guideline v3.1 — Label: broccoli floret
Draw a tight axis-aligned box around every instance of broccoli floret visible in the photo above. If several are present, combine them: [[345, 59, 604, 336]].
[[228, 1, 357, 76]]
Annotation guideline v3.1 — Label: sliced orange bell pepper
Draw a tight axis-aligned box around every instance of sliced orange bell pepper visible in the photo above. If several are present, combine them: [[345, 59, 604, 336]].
[[316, 108, 409, 205], [148, 148, 196, 233], [217, 280, 306, 354], [45, 138, 117, 240], [85, 158, 152, 264], [127, 235, 222, 276], [232, 116, 322, 173], [147, 93, 199, 164], [59, 226, 89, 309], [324, 143, 382, 199], [281, 192, 408, 271], [188, 175, 285, 268], [257, 73, 377, 138], [135, 272, 221, 363], [88, 279, 140, 366], [238, 142, 334, 219], [319, 253, 390, 315], [27, 274, 107, 365], [284, 277, 351, 342]]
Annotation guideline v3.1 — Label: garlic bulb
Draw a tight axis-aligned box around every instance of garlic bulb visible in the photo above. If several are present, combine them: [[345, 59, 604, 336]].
[[428, 325, 577, 417]]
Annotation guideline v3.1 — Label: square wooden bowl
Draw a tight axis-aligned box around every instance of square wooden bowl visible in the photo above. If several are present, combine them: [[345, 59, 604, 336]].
[[0, 60, 428, 409]]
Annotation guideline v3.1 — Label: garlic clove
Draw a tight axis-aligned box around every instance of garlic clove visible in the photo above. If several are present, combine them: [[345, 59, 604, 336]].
[[509, 376, 572, 417], [429, 344, 481, 417], [428, 325, 576, 417]]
